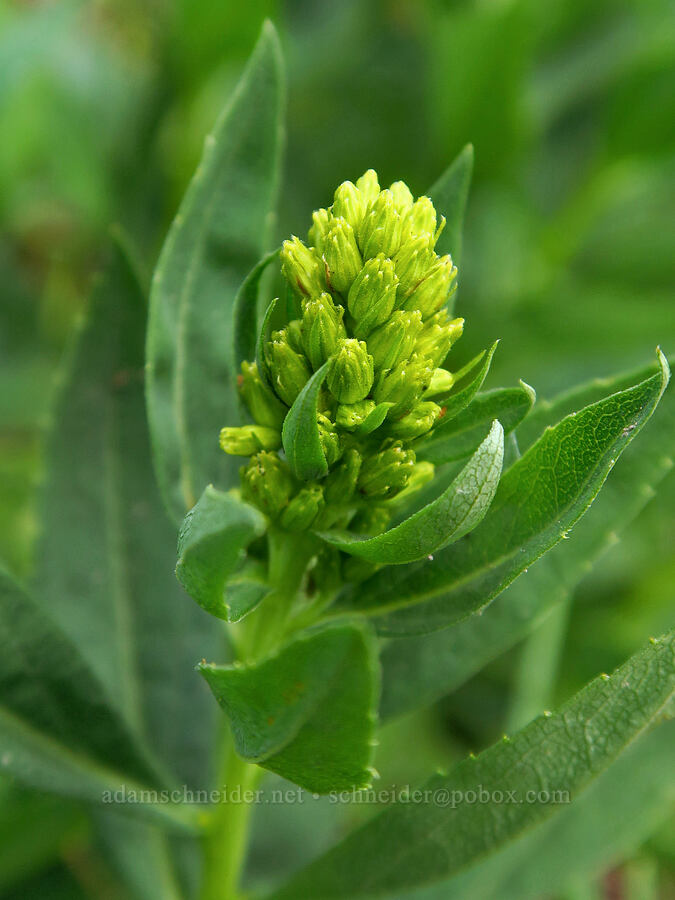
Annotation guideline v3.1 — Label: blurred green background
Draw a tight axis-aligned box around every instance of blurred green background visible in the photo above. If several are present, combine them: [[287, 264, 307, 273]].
[[0, 0, 673, 896]]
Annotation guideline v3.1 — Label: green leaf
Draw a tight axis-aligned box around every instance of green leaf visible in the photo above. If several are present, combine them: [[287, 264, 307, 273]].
[[223, 564, 271, 624], [419, 382, 535, 464], [408, 721, 675, 900], [34, 241, 223, 796], [433, 342, 498, 424], [233, 248, 281, 371], [336, 351, 669, 634], [318, 420, 503, 565], [0, 569, 192, 830], [353, 402, 393, 436], [199, 622, 380, 794], [282, 362, 330, 481], [146, 22, 285, 521], [427, 144, 474, 268], [256, 297, 280, 387], [380, 356, 675, 719], [270, 631, 675, 900], [176, 485, 267, 621]]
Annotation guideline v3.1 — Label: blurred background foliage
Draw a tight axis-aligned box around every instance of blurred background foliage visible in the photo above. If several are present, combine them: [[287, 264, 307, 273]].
[[0, 0, 673, 896]]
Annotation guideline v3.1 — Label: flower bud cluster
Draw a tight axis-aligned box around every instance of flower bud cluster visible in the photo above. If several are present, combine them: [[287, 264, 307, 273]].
[[222, 171, 465, 536]]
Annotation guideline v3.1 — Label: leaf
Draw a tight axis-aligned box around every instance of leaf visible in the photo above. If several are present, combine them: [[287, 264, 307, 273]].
[[433, 341, 498, 425], [282, 362, 330, 481], [407, 721, 675, 900], [318, 421, 503, 565], [223, 565, 271, 624], [34, 241, 223, 797], [354, 402, 393, 436], [380, 356, 675, 719], [199, 622, 380, 794], [176, 485, 267, 621], [146, 22, 285, 521], [427, 144, 474, 268], [233, 248, 281, 371], [335, 351, 669, 634], [419, 382, 535, 465], [0, 569, 192, 830], [270, 631, 675, 900], [256, 297, 280, 387]]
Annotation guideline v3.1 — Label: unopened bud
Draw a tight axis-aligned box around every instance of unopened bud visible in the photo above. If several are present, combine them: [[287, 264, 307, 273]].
[[359, 189, 404, 260], [280, 485, 325, 532], [323, 217, 362, 295], [358, 441, 416, 499], [266, 329, 311, 406], [308, 207, 331, 253], [394, 236, 435, 298], [355, 169, 380, 207], [323, 448, 362, 506], [333, 181, 367, 232], [238, 361, 287, 427], [219, 424, 281, 456], [347, 254, 398, 338], [405, 196, 437, 242], [301, 292, 346, 369], [281, 236, 325, 297], [373, 353, 434, 417], [285, 319, 305, 354], [350, 505, 391, 535], [402, 254, 457, 318], [317, 414, 342, 467], [366, 310, 423, 371], [336, 399, 377, 431], [414, 312, 464, 368], [389, 181, 414, 215], [390, 461, 436, 504], [388, 401, 442, 439], [327, 338, 374, 404], [424, 368, 455, 398], [241, 451, 293, 519]]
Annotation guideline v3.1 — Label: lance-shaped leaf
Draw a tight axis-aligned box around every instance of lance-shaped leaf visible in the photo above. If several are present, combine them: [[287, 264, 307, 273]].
[[146, 22, 285, 521], [380, 355, 675, 719], [176, 485, 267, 621], [199, 622, 380, 794], [282, 362, 330, 481], [318, 421, 503, 565], [233, 249, 281, 370], [0, 569, 192, 830], [34, 241, 222, 796], [433, 342, 498, 424], [419, 382, 535, 465], [270, 631, 675, 900], [256, 297, 280, 387], [334, 351, 669, 634], [354, 402, 393, 436], [427, 144, 474, 268]]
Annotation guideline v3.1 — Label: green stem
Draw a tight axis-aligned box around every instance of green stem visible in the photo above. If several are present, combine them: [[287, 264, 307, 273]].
[[200, 527, 316, 899]]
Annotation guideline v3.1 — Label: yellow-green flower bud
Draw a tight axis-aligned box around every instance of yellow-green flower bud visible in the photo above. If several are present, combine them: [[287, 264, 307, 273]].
[[359, 189, 404, 260], [356, 169, 380, 206], [366, 310, 423, 372], [358, 441, 416, 499], [281, 236, 325, 297], [336, 399, 377, 431], [238, 360, 287, 427], [241, 451, 293, 519], [280, 485, 325, 532], [219, 424, 281, 456], [317, 413, 342, 466], [285, 319, 305, 354], [394, 236, 435, 298], [323, 216, 362, 295], [333, 181, 367, 232], [390, 460, 436, 504], [323, 448, 362, 506], [388, 401, 442, 440], [347, 253, 398, 338], [403, 254, 457, 319], [389, 181, 414, 215], [350, 505, 391, 535], [373, 353, 434, 417], [424, 368, 455, 398], [414, 312, 464, 368], [308, 208, 331, 253], [405, 196, 437, 242], [301, 292, 346, 370], [266, 329, 311, 406], [327, 338, 374, 404]]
